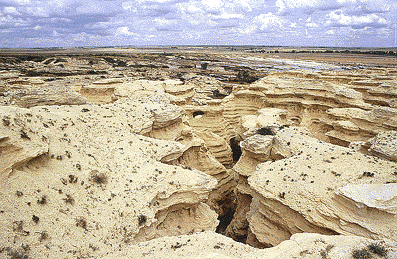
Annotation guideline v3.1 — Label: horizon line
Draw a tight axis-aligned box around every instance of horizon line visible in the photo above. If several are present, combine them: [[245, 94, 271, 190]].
[[0, 45, 397, 50]]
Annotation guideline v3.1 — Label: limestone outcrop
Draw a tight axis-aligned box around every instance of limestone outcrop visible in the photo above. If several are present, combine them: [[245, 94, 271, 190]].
[[367, 131, 397, 161], [111, 232, 397, 259], [108, 81, 236, 218], [1, 75, 87, 108], [180, 69, 397, 150], [1, 51, 397, 258], [80, 78, 123, 104], [324, 107, 397, 147], [247, 127, 397, 247], [0, 109, 49, 184], [0, 98, 218, 258]]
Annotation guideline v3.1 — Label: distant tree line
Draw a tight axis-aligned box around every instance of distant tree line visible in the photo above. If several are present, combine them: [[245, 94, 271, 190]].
[[252, 49, 397, 56]]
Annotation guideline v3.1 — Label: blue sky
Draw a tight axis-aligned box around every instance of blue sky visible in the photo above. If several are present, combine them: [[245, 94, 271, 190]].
[[0, 0, 396, 48]]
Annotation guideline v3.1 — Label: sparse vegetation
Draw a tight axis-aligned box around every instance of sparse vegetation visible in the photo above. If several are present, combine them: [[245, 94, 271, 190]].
[[37, 195, 47, 205], [352, 248, 372, 259], [236, 70, 258, 83], [39, 231, 49, 242], [12, 221, 23, 232], [2, 118, 10, 126], [0, 244, 30, 259], [68, 175, 78, 183], [257, 127, 274, 136], [12, 221, 29, 236], [63, 194, 75, 205], [352, 243, 388, 259], [200, 63, 208, 69], [32, 215, 39, 224], [89, 244, 99, 251], [171, 242, 184, 250], [90, 171, 108, 185], [60, 178, 67, 185], [362, 172, 375, 177], [138, 215, 147, 226], [76, 217, 88, 230], [368, 243, 388, 257], [20, 130, 30, 140]]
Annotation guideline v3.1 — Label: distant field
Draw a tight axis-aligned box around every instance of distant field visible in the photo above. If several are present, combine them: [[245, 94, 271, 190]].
[[0, 46, 396, 67]]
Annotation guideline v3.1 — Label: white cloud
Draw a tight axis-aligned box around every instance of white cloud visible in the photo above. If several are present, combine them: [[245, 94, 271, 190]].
[[253, 12, 286, 32], [44, 17, 72, 23], [76, 1, 122, 15], [115, 26, 137, 36], [137, 0, 175, 3], [326, 11, 388, 28], [276, 0, 332, 14], [306, 17, 319, 27], [3, 0, 31, 5], [186, 4, 202, 14], [0, 14, 29, 26], [202, 0, 223, 9], [276, 0, 393, 15], [210, 12, 244, 20], [4, 6, 21, 15], [0, 0, 395, 47], [306, 22, 319, 27], [154, 17, 181, 31], [122, 2, 137, 11], [24, 6, 49, 17]]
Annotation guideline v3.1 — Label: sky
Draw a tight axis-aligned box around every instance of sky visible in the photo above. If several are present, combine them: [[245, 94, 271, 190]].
[[0, 0, 396, 48]]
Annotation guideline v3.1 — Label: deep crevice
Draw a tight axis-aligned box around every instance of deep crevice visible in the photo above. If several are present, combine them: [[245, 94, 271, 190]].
[[230, 137, 242, 162], [215, 194, 236, 235]]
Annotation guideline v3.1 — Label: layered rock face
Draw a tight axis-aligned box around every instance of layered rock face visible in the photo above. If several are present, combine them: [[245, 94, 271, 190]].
[[80, 78, 123, 104], [325, 107, 397, 146], [1, 75, 86, 107], [247, 71, 397, 145], [181, 69, 397, 149]]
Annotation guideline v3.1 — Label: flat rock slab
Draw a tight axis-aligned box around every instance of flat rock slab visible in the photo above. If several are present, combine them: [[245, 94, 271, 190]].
[[369, 131, 397, 162], [337, 184, 397, 214]]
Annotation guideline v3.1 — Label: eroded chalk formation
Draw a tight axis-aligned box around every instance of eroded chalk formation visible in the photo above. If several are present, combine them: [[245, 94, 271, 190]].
[[0, 98, 218, 258], [1, 76, 87, 108], [248, 127, 397, 247], [1, 59, 397, 258], [110, 232, 397, 259]]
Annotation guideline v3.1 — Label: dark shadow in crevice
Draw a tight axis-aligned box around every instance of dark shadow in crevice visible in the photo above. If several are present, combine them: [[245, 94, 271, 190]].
[[230, 137, 242, 162], [215, 195, 236, 235], [192, 111, 205, 118]]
